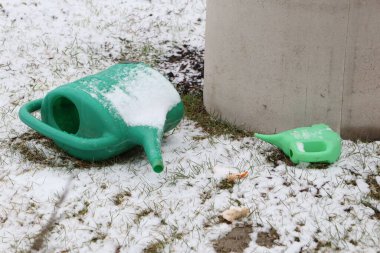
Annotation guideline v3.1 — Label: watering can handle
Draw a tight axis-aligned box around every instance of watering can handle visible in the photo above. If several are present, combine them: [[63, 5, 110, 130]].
[[19, 99, 117, 150]]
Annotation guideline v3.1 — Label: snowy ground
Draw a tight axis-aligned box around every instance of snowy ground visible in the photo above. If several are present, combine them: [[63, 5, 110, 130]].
[[0, 1, 379, 252]]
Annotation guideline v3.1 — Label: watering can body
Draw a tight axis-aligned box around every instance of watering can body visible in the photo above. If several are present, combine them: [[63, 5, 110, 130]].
[[19, 63, 184, 173], [255, 124, 341, 164]]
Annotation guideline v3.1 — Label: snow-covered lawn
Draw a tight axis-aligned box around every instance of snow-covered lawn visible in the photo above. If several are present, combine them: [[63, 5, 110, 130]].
[[0, 1, 379, 252]]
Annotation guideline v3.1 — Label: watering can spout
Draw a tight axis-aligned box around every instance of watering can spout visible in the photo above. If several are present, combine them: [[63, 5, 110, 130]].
[[142, 128, 165, 173], [255, 133, 282, 146]]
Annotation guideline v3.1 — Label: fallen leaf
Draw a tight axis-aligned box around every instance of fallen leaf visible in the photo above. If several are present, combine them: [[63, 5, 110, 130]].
[[222, 206, 250, 222], [227, 171, 249, 183]]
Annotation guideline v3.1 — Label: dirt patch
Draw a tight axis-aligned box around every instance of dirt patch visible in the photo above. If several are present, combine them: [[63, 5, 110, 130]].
[[113, 191, 131, 206], [372, 211, 380, 220], [345, 179, 357, 186], [218, 178, 235, 191], [144, 241, 165, 253], [213, 225, 253, 253], [263, 147, 331, 169], [367, 174, 380, 200], [264, 148, 294, 167], [8, 130, 144, 169], [307, 163, 330, 169], [315, 240, 336, 252], [256, 227, 280, 248], [158, 44, 204, 96]]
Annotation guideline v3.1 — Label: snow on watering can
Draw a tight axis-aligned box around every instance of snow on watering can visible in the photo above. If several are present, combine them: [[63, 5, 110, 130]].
[[19, 62, 184, 173], [255, 124, 341, 164]]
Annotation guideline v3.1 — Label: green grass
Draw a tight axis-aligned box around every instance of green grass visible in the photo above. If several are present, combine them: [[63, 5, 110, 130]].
[[182, 93, 252, 139]]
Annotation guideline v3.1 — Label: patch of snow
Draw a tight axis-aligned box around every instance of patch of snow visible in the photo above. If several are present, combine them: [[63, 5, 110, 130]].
[[103, 65, 181, 128], [0, 94, 10, 107], [296, 142, 305, 152], [356, 179, 370, 194], [0, 0, 379, 253], [212, 164, 239, 179], [9, 170, 71, 202]]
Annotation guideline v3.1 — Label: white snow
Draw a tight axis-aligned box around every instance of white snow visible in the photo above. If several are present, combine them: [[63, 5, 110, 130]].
[[356, 179, 370, 194], [212, 164, 239, 179], [296, 142, 305, 152], [291, 125, 334, 140], [0, 1, 379, 253], [104, 65, 181, 128]]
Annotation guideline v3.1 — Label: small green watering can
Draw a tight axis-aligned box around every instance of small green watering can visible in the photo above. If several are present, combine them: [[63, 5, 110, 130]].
[[19, 62, 184, 173], [255, 124, 341, 164]]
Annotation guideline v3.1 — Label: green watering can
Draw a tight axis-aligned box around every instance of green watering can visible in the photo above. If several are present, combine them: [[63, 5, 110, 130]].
[[255, 124, 341, 164], [19, 62, 184, 173]]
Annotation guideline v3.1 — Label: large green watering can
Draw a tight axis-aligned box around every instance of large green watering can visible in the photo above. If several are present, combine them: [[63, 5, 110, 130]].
[[255, 124, 341, 164], [19, 62, 184, 173]]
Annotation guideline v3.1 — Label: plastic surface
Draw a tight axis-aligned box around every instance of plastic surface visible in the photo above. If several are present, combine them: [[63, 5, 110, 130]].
[[255, 124, 342, 164], [19, 63, 184, 173]]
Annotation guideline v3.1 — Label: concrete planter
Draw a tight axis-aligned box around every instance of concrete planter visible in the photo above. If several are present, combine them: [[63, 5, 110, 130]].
[[204, 0, 380, 140]]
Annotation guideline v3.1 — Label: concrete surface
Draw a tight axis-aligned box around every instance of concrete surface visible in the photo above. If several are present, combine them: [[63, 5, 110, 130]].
[[341, 0, 380, 139], [204, 0, 380, 140]]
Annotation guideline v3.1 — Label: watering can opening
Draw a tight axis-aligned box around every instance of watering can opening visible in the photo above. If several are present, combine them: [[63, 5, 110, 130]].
[[152, 162, 164, 173], [302, 141, 327, 153], [291, 141, 328, 157], [52, 96, 80, 134]]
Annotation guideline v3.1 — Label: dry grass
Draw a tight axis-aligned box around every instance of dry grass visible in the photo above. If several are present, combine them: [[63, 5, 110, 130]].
[[113, 191, 132, 206], [367, 174, 380, 201], [144, 241, 165, 253], [262, 147, 294, 167], [182, 93, 252, 139], [8, 130, 145, 170]]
